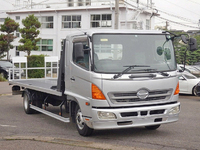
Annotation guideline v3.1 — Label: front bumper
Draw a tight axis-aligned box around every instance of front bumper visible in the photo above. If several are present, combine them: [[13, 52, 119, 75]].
[[84, 102, 180, 130]]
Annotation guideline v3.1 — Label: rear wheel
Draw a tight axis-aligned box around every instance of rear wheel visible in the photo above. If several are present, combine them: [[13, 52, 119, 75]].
[[75, 105, 93, 136], [23, 90, 35, 114], [145, 125, 160, 130]]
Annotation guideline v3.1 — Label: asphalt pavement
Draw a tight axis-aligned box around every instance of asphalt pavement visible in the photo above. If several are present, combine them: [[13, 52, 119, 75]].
[[0, 82, 148, 150], [0, 81, 12, 95], [0, 82, 96, 150], [1, 81, 200, 150]]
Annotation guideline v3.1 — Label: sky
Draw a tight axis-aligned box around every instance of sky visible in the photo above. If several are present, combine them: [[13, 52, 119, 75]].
[[1, 0, 200, 31]]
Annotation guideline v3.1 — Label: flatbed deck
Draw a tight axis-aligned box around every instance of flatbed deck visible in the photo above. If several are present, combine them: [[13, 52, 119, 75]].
[[9, 79, 62, 96]]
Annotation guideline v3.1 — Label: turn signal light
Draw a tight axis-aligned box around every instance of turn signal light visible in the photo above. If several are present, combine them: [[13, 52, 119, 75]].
[[92, 84, 106, 100], [174, 82, 180, 95]]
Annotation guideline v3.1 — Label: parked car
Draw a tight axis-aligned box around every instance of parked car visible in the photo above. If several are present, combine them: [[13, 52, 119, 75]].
[[178, 71, 200, 96], [0, 61, 23, 79], [191, 65, 200, 72], [178, 64, 200, 77]]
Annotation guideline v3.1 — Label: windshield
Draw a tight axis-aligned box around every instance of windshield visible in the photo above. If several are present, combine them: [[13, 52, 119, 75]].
[[183, 74, 197, 79], [93, 34, 176, 73]]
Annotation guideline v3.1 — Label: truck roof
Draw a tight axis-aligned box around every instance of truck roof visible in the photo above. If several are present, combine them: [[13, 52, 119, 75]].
[[67, 29, 167, 38]]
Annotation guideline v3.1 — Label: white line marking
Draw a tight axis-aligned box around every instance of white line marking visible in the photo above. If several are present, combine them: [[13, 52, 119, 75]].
[[0, 124, 16, 128]]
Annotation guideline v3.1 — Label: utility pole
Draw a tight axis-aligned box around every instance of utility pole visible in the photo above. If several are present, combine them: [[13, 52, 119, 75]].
[[114, 0, 119, 29], [198, 19, 200, 29], [165, 21, 169, 30]]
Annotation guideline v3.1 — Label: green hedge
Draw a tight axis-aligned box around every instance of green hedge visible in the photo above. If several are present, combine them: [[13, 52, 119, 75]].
[[0, 74, 7, 81], [27, 55, 45, 78]]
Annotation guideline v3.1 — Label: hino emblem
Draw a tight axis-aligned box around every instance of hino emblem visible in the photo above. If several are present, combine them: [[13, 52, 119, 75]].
[[137, 89, 149, 99]]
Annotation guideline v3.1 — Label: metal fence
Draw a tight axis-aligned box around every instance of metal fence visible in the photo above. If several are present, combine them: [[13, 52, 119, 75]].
[[9, 56, 59, 80]]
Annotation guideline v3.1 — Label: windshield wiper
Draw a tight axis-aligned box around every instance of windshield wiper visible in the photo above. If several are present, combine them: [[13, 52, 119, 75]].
[[128, 69, 169, 78], [113, 65, 150, 79], [139, 68, 169, 77]]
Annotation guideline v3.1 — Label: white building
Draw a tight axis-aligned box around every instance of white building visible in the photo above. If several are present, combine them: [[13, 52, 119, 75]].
[[3, 0, 158, 59]]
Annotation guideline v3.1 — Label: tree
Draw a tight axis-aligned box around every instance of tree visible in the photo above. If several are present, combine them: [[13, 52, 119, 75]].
[[0, 17, 19, 60], [18, 14, 41, 56]]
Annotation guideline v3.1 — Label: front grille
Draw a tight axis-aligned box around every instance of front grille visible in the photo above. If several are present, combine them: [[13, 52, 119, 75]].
[[108, 89, 173, 104], [115, 96, 166, 102]]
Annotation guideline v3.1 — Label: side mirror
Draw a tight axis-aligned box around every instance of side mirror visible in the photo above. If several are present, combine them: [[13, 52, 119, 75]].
[[189, 38, 197, 52], [181, 35, 188, 44], [74, 43, 84, 60], [179, 76, 185, 80]]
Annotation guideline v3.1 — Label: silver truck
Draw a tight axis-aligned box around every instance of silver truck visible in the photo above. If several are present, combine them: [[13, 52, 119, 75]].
[[9, 29, 196, 136]]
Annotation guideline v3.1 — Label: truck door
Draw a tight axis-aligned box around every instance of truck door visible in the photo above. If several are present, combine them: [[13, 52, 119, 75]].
[[69, 37, 91, 99]]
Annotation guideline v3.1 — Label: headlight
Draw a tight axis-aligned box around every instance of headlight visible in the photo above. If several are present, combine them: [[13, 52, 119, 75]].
[[169, 105, 180, 115], [97, 111, 117, 120]]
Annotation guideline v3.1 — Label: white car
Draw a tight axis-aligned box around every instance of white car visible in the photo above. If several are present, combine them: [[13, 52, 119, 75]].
[[178, 64, 200, 77], [178, 71, 200, 95]]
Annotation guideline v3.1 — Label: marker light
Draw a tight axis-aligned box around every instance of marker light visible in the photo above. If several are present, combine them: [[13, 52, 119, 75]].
[[174, 82, 180, 95], [92, 84, 106, 100]]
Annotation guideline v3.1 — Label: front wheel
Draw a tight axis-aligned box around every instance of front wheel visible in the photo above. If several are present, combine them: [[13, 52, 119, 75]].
[[145, 125, 160, 130], [75, 105, 93, 136], [192, 86, 198, 96]]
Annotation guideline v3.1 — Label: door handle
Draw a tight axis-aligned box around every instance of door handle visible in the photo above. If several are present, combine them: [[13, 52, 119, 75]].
[[70, 77, 75, 81]]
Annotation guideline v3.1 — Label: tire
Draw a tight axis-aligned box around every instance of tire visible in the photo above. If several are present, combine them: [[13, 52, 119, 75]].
[[145, 125, 160, 130], [75, 105, 93, 136], [23, 90, 35, 114], [192, 86, 198, 96]]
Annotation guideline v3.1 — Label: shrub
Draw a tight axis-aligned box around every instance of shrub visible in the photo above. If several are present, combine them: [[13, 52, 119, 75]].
[[27, 55, 45, 78], [0, 74, 7, 81]]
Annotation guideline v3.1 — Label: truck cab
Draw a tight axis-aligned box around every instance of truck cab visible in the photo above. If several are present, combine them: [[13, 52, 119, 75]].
[[64, 30, 180, 135]]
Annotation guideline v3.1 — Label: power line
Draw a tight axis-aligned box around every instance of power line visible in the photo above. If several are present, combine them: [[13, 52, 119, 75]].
[[186, 0, 200, 6], [2, 0, 14, 5], [163, 0, 200, 17], [157, 16, 199, 29], [156, 8, 198, 24], [123, 0, 199, 29], [128, 0, 198, 24]]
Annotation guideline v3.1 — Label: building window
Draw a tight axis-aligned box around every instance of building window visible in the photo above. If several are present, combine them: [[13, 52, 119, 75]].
[[37, 39, 53, 51], [0, 18, 5, 22], [16, 46, 19, 56], [138, 21, 143, 30], [16, 28, 20, 37], [78, 0, 83, 6], [86, 0, 91, 5], [133, 22, 137, 29], [40, 16, 54, 28], [146, 19, 150, 30], [16, 16, 20, 20], [62, 15, 81, 28], [68, 0, 74, 7], [91, 14, 112, 28]]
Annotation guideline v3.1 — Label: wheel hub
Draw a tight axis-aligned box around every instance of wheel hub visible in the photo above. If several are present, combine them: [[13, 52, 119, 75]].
[[76, 109, 84, 130]]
